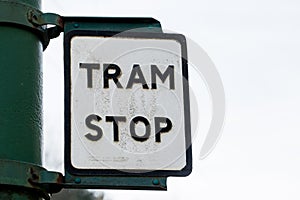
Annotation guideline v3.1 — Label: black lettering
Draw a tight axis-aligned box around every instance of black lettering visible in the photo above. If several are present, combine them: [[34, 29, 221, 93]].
[[130, 116, 151, 142], [106, 116, 126, 142], [103, 63, 123, 88], [126, 64, 149, 89], [154, 117, 172, 142], [151, 65, 175, 89], [85, 114, 103, 141], [79, 63, 100, 88]]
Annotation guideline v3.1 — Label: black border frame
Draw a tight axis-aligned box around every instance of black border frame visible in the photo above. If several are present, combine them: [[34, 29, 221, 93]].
[[64, 30, 192, 177]]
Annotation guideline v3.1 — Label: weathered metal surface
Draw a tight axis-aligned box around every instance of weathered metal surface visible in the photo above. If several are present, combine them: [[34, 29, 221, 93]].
[[0, 0, 63, 50], [29, 166, 64, 194], [28, 12, 63, 29], [63, 175, 167, 190], [0, 0, 42, 29], [0, 159, 63, 198], [63, 17, 162, 33], [0, 0, 44, 199], [0, 159, 166, 192]]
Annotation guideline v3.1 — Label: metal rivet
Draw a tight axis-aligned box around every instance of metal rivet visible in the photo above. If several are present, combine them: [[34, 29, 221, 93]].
[[152, 179, 159, 185], [75, 177, 81, 184], [73, 23, 79, 28]]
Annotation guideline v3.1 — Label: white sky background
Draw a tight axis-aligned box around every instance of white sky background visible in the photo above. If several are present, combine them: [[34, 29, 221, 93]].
[[42, 0, 300, 199]]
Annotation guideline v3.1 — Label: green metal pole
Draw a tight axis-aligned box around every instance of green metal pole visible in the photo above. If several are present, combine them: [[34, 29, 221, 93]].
[[0, 0, 43, 199]]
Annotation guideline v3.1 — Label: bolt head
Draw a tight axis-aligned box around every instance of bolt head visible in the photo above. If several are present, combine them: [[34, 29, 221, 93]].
[[75, 177, 81, 184], [152, 179, 159, 185]]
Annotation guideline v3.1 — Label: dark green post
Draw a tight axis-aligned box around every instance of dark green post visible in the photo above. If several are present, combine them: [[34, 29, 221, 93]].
[[0, 0, 44, 199]]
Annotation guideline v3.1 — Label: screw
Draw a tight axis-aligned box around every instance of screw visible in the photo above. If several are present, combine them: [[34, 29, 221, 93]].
[[75, 177, 81, 184], [152, 179, 159, 185]]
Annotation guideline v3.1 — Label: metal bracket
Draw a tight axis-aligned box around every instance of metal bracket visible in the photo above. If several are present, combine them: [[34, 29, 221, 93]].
[[0, 158, 166, 194], [0, 159, 63, 199], [27, 11, 64, 39], [0, 0, 63, 50], [63, 174, 167, 190]]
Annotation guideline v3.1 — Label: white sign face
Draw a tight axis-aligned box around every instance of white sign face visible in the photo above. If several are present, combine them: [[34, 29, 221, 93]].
[[66, 32, 191, 175]]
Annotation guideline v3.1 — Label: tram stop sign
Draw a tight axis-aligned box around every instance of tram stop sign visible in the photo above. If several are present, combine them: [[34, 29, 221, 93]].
[[64, 18, 192, 189]]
